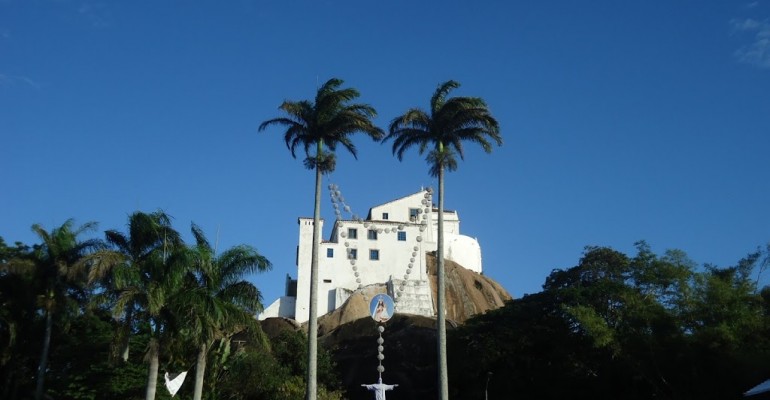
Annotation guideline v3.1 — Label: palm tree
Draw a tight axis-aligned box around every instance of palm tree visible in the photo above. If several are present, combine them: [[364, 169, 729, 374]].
[[182, 223, 271, 400], [259, 77, 383, 400], [384, 80, 501, 400], [90, 211, 184, 400], [25, 220, 101, 400], [88, 211, 180, 364]]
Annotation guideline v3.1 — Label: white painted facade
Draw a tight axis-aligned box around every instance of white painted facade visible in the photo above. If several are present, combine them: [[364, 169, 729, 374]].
[[258, 189, 483, 322]]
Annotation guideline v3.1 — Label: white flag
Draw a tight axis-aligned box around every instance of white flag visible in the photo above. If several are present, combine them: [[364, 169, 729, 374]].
[[164, 371, 188, 397]]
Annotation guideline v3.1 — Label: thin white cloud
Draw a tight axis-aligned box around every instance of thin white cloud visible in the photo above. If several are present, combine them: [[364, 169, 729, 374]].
[[0, 73, 42, 90], [77, 2, 112, 29], [731, 17, 770, 69], [731, 17, 762, 31]]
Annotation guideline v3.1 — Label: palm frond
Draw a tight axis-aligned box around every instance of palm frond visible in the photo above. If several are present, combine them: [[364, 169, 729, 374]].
[[104, 230, 130, 253], [430, 80, 461, 114], [260, 77, 382, 174], [3, 257, 35, 275], [218, 245, 272, 276], [219, 281, 263, 313], [387, 81, 501, 176], [190, 223, 212, 251], [304, 153, 336, 172], [427, 148, 458, 176]]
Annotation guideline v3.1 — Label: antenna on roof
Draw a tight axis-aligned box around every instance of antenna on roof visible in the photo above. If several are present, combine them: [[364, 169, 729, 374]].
[[214, 224, 220, 255]]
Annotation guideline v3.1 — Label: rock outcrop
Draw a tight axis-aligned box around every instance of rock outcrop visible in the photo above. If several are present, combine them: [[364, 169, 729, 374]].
[[317, 285, 389, 337], [314, 252, 512, 332], [425, 252, 512, 323]]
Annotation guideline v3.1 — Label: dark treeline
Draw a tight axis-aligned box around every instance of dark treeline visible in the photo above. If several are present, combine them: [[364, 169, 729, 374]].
[[448, 242, 770, 400], [0, 215, 343, 400]]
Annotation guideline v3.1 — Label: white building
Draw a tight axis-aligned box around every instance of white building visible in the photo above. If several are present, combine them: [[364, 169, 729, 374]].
[[258, 189, 483, 323]]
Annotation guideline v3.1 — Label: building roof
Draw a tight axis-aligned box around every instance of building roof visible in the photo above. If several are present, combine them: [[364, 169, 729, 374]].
[[366, 190, 429, 219]]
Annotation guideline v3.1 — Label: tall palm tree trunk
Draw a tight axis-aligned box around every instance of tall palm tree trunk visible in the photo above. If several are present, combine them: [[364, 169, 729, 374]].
[[120, 308, 133, 362], [146, 338, 159, 400], [120, 338, 130, 362], [193, 342, 207, 400], [306, 142, 322, 400], [437, 165, 449, 400], [34, 308, 53, 400]]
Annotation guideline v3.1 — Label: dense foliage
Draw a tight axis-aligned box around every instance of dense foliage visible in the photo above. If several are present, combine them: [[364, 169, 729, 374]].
[[448, 242, 770, 400], [0, 218, 343, 400]]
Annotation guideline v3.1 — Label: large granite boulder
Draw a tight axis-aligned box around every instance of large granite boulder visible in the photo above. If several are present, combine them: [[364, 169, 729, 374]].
[[425, 252, 511, 323]]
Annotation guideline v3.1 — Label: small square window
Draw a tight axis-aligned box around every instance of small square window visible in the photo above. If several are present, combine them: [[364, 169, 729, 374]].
[[397, 231, 406, 241], [326, 248, 334, 258], [409, 208, 419, 222], [348, 228, 358, 239], [382, 212, 389, 220], [367, 230, 378, 240], [348, 249, 358, 260], [370, 249, 380, 260]]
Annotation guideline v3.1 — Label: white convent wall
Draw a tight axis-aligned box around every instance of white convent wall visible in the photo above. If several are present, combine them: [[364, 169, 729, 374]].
[[260, 189, 483, 322], [258, 296, 296, 321]]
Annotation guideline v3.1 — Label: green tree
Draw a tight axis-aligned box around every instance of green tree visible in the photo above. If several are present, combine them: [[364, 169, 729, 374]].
[[18, 220, 101, 400], [90, 211, 184, 400], [181, 223, 271, 400], [384, 80, 501, 399], [214, 329, 342, 400], [89, 211, 181, 364], [449, 244, 770, 400], [258, 77, 383, 400], [45, 310, 131, 400], [630, 241, 695, 312], [0, 238, 37, 399], [687, 251, 765, 349]]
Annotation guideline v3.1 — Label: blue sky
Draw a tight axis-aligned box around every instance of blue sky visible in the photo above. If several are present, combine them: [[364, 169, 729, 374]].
[[2, 1, 769, 305]]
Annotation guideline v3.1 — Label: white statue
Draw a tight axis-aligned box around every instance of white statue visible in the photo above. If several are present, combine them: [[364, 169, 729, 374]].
[[361, 377, 398, 400]]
